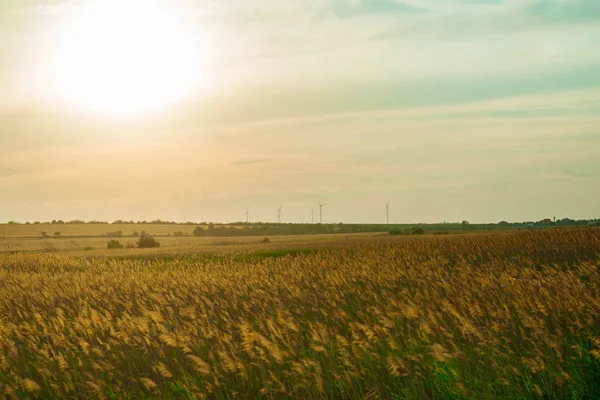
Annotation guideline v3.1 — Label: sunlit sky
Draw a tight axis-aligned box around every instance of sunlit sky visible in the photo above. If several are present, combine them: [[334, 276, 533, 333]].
[[1, 0, 599, 224]]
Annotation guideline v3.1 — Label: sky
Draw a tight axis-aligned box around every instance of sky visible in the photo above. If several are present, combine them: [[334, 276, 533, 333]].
[[0, 0, 599, 224]]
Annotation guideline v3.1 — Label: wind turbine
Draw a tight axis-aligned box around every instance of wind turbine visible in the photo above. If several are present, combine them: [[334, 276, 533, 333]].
[[319, 202, 324, 224], [277, 205, 282, 224], [245, 208, 250, 224], [385, 202, 390, 225]]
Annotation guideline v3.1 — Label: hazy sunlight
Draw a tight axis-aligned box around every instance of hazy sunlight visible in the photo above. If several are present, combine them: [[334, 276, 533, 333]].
[[52, 0, 204, 117]]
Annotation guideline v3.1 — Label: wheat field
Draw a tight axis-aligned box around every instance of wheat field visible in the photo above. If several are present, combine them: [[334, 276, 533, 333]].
[[1, 228, 600, 399]]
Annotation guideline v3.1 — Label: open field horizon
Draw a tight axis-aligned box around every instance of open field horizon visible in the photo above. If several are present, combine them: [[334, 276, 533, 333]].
[[3, 218, 597, 238], [0, 232, 379, 253], [1, 220, 597, 253], [0, 222, 506, 239], [0, 221, 539, 253]]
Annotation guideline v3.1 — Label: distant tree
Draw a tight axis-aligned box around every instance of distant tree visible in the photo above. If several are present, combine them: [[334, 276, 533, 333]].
[[137, 231, 160, 248], [41, 232, 48, 238], [389, 228, 403, 236], [107, 240, 124, 249], [193, 226, 206, 237], [462, 220, 470, 229], [132, 231, 140, 237], [412, 227, 425, 235], [54, 231, 62, 237]]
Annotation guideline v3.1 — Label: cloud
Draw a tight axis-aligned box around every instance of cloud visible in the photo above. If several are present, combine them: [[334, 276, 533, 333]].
[[0, 0, 78, 14], [0, 167, 20, 179], [563, 169, 596, 179], [370, 0, 600, 42], [230, 158, 273, 166], [327, 0, 426, 17], [2, 87, 600, 222], [1, 0, 600, 222]]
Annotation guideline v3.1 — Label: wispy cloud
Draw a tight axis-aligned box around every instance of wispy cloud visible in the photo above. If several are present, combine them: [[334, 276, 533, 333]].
[[327, 0, 426, 17], [371, 0, 600, 42], [563, 169, 596, 179], [230, 158, 273, 166]]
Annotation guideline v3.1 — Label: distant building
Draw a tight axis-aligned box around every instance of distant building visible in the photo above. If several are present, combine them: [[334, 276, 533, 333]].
[[538, 218, 552, 225]]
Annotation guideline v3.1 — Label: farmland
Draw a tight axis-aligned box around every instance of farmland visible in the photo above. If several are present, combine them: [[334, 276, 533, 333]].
[[0, 223, 212, 239], [1, 228, 600, 399]]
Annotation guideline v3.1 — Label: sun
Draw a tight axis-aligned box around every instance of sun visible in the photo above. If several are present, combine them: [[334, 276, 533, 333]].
[[52, 0, 204, 117]]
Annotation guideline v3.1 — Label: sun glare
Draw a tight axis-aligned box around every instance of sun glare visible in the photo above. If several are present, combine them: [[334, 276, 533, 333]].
[[52, 0, 205, 117]]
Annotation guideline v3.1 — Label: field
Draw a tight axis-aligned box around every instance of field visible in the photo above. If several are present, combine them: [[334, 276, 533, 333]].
[[1, 228, 600, 399], [0, 234, 357, 253], [0, 224, 212, 239]]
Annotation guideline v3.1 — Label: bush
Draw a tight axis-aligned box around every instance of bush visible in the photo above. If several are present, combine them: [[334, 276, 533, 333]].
[[389, 228, 403, 236], [107, 240, 124, 249], [193, 226, 206, 237], [125, 242, 136, 249], [262, 237, 271, 243], [412, 227, 425, 235], [54, 232, 62, 237], [137, 232, 160, 248], [83, 246, 93, 251]]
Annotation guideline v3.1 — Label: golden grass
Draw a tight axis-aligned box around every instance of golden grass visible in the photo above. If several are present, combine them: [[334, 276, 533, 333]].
[[0, 228, 599, 399]]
